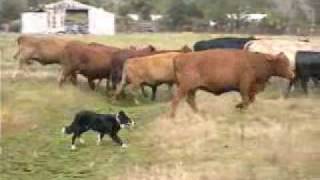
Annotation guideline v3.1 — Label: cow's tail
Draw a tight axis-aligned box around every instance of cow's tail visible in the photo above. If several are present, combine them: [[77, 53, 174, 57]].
[[115, 61, 128, 98], [172, 56, 180, 86], [13, 36, 24, 60]]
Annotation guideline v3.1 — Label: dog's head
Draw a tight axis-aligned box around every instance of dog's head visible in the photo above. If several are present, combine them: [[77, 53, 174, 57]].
[[116, 111, 135, 129], [62, 126, 73, 135]]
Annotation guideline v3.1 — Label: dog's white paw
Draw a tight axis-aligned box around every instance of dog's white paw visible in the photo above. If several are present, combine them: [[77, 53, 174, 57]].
[[79, 138, 85, 144], [121, 143, 128, 148], [71, 145, 77, 150]]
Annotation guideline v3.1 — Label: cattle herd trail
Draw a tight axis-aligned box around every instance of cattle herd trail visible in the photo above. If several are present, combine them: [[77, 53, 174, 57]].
[[1, 33, 320, 180]]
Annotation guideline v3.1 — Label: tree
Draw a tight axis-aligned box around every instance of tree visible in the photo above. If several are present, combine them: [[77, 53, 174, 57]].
[[0, 0, 28, 23], [164, 0, 203, 30]]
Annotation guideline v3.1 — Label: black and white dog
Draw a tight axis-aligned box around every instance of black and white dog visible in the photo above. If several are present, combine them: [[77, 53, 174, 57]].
[[62, 110, 134, 150]]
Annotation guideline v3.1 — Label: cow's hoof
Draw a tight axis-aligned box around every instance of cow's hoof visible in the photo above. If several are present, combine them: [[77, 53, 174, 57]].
[[134, 99, 140, 105], [71, 145, 77, 150], [235, 103, 244, 109], [79, 138, 85, 144], [121, 143, 128, 148]]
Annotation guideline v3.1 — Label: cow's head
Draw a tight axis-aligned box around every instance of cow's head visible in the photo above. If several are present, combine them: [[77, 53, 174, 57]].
[[267, 52, 295, 80], [116, 111, 135, 129]]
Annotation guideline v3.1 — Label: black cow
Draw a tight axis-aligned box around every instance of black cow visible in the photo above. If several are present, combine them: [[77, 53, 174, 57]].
[[286, 51, 320, 96], [193, 37, 256, 51], [62, 110, 134, 150]]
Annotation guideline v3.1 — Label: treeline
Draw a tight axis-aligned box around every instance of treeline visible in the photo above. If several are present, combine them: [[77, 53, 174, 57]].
[[1, 0, 320, 33]]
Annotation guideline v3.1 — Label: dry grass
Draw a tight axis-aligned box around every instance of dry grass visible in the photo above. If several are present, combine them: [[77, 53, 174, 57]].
[[115, 91, 320, 180]]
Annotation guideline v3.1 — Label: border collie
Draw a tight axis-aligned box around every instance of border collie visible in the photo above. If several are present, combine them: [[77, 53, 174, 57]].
[[62, 110, 134, 150]]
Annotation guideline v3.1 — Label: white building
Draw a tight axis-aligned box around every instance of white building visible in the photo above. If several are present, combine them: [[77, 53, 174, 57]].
[[21, 0, 115, 35]]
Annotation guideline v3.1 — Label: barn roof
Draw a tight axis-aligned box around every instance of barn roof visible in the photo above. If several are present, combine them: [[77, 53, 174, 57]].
[[45, 0, 92, 10]]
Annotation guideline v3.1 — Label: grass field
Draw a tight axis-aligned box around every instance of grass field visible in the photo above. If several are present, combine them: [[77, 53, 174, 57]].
[[1, 33, 320, 180]]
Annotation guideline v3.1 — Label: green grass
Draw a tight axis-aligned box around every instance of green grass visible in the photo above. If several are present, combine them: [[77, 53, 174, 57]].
[[1, 33, 320, 180]]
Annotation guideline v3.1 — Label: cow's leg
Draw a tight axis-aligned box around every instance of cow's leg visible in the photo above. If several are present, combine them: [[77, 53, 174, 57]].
[[186, 90, 198, 113], [88, 78, 96, 90], [285, 78, 296, 98], [59, 67, 73, 87], [106, 79, 111, 91], [151, 86, 157, 101], [140, 85, 148, 98], [248, 85, 257, 103], [300, 77, 309, 95], [236, 77, 253, 109], [127, 83, 140, 104], [311, 77, 319, 87], [12, 59, 27, 79], [170, 87, 187, 118], [70, 73, 77, 86]]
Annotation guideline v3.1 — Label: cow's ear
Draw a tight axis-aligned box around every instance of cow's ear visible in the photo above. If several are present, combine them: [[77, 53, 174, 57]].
[[266, 54, 275, 61]]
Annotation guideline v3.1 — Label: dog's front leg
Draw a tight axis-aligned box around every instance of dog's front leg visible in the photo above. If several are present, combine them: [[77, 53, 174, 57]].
[[71, 134, 77, 150], [110, 133, 127, 148]]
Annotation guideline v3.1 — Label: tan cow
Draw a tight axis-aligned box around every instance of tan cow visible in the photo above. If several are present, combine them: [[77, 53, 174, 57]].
[[13, 35, 72, 79], [115, 52, 182, 101]]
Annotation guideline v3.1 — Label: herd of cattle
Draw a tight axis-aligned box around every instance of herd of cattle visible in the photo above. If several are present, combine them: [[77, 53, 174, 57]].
[[12, 35, 320, 117]]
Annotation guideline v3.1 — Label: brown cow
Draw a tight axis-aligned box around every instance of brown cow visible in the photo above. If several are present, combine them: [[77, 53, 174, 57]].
[[115, 52, 183, 101], [170, 49, 294, 117], [59, 41, 114, 89], [13, 35, 73, 78], [60, 42, 156, 90]]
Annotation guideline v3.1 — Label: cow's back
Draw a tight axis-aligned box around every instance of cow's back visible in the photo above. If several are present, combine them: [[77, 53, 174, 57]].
[[127, 52, 181, 84], [174, 50, 247, 89], [18, 35, 72, 64], [193, 37, 254, 51], [296, 51, 320, 76]]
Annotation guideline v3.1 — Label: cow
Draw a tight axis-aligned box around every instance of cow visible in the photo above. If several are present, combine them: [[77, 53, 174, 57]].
[[59, 41, 115, 89], [60, 42, 156, 90], [109, 45, 157, 90], [286, 51, 320, 96], [170, 49, 295, 118], [110, 45, 192, 98], [88, 42, 121, 53], [115, 52, 183, 101], [13, 35, 72, 79], [88, 42, 122, 89], [193, 37, 256, 51], [244, 39, 320, 97]]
